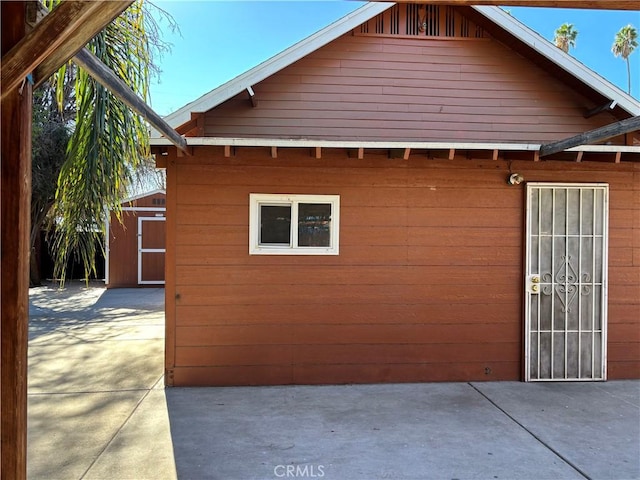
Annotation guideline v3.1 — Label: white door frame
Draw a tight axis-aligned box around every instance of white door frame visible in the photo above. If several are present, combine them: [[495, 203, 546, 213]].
[[138, 216, 166, 285], [524, 183, 608, 381]]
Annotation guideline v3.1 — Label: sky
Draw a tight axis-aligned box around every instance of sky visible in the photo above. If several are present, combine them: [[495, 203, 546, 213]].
[[149, 1, 640, 116]]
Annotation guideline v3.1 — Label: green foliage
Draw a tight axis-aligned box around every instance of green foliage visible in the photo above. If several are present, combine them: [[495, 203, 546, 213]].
[[31, 79, 73, 285], [42, 0, 160, 284], [554, 23, 578, 53], [612, 24, 638, 95]]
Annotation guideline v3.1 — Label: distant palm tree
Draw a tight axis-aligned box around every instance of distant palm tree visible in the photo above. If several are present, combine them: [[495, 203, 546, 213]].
[[612, 24, 638, 95], [554, 23, 578, 53]]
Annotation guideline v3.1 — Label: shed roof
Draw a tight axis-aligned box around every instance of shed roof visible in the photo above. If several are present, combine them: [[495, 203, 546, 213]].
[[153, 2, 640, 137], [118, 188, 166, 206]]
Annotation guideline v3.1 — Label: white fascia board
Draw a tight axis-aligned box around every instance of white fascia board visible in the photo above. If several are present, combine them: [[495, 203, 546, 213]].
[[151, 136, 640, 153], [473, 6, 640, 116], [153, 2, 394, 135], [566, 145, 640, 153], [151, 136, 541, 151]]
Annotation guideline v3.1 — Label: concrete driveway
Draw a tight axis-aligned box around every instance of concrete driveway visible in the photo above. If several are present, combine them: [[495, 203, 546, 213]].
[[28, 283, 174, 480], [28, 284, 640, 480]]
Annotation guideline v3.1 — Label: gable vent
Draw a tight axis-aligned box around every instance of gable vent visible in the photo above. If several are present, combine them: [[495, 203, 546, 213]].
[[359, 4, 486, 39]]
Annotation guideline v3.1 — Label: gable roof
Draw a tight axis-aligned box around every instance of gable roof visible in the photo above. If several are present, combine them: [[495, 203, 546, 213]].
[[158, 2, 393, 132], [153, 2, 640, 138]]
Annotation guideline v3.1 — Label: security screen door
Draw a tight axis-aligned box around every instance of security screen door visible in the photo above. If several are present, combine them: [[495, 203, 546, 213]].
[[525, 184, 608, 381]]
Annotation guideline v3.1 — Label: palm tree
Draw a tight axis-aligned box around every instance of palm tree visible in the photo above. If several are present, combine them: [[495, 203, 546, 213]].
[[612, 24, 638, 95], [554, 23, 578, 53], [42, 0, 170, 283]]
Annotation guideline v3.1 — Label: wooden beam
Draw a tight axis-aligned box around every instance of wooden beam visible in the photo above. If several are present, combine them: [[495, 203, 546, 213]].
[[448, 148, 456, 160], [271, 146, 278, 158], [32, 2, 133, 88], [196, 112, 205, 136], [224, 145, 231, 158], [1, 4, 31, 478], [492, 149, 499, 161], [366, 0, 639, 9], [315, 147, 322, 159], [403, 148, 411, 160], [540, 116, 640, 157], [358, 148, 364, 160], [584, 100, 617, 119], [615, 151, 622, 163], [72, 48, 188, 155], [247, 86, 258, 108], [176, 117, 198, 135], [1, 1, 132, 100], [576, 151, 584, 162]]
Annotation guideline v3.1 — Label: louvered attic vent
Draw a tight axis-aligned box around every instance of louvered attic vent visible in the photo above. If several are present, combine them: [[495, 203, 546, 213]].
[[358, 4, 486, 39]]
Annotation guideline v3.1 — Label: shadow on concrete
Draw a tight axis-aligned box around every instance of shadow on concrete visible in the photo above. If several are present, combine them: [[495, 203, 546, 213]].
[[165, 381, 640, 480], [28, 283, 175, 480]]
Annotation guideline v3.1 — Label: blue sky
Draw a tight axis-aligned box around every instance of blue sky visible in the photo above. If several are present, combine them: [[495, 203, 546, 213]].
[[150, 2, 640, 116]]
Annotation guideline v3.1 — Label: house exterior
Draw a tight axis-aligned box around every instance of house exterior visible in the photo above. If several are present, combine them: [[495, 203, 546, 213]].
[[151, 3, 640, 386], [105, 189, 166, 288]]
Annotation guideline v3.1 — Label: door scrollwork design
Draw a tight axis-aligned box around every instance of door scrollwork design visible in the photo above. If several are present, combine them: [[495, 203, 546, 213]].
[[541, 255, 591, 313]]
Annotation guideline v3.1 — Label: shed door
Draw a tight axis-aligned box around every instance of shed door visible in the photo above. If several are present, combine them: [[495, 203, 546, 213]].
[[525, 184, 608, 381], [138, 216, 166, 285]]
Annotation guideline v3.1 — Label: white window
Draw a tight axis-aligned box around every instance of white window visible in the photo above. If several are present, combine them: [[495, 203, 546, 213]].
[[249, 194, 340, 255]]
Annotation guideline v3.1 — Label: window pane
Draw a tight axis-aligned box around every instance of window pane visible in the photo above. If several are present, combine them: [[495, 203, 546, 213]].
[[260, 205, 291, 245], [298, 203, 331, 247]]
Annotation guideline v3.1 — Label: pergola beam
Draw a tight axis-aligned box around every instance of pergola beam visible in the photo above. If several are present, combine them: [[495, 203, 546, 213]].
[[540, 115, 640, 157], [1, 1, 132, 100], [366, 0, 639, 9], [32, 1, 133, 88], [73, 48, 189, 155]]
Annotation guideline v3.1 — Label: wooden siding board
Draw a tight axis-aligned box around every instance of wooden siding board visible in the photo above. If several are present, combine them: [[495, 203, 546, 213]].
[[175, 303, 522, 327], [176, 323, 519, 347], [291, 363, 519, 384], [175, 343, 520, 367], [175, 265, 520, 287], [172, 366, 293, 386], [608, 343, 640, 362], [175, 284, 518, 307], [607, 362, 640, 380]]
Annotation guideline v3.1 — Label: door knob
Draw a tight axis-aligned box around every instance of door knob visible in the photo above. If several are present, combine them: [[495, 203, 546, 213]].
[[527, 275, 541, 294]]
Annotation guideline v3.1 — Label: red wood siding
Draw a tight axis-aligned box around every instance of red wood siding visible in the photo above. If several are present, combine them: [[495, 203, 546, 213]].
[[107, 210, 139, 287], [164, 148, 639, 385], [203, 31, 616, 143], [107, 192, 166, 288]]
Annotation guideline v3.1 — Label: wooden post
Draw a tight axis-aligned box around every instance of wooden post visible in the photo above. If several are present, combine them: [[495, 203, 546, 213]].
[[1, 3, 31, 479]]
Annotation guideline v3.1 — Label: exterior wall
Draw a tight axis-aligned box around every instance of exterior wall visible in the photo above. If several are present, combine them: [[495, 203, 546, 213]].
[[203, 31, 618, 144], [106, 192, 166, 288], [165, 147, 639, 386]]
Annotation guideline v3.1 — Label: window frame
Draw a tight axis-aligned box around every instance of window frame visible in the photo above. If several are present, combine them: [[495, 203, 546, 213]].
[[249, 193, 340, 255]]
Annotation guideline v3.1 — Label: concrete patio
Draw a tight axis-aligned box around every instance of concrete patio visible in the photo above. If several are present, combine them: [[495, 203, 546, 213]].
[[28, 283, 640, 480]]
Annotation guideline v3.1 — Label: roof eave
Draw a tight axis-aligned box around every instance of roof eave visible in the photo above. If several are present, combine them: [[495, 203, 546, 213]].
[[153, 2, 394, 135]]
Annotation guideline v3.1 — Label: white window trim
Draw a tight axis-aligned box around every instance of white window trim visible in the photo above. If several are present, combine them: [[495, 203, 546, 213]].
[[249, 194, 340, 255]]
